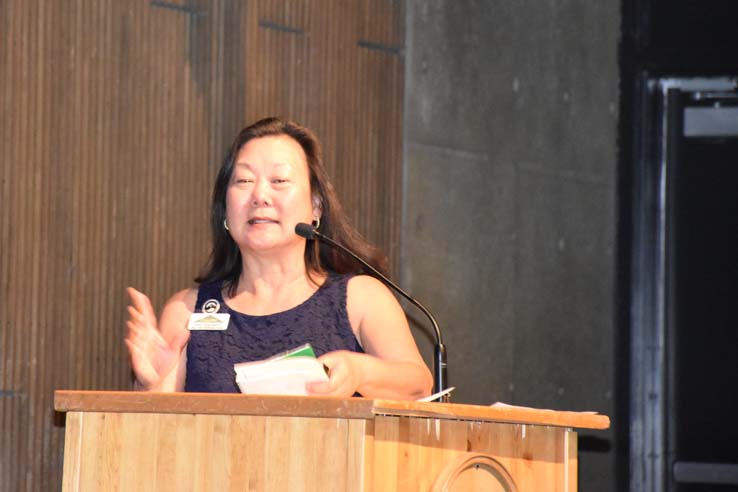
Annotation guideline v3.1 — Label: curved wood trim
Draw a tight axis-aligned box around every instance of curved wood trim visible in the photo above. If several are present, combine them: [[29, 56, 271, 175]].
[[431, 454, 518, 492]]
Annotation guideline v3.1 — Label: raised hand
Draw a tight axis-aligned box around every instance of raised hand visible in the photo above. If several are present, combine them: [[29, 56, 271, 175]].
[[124, 287, 188, 390]]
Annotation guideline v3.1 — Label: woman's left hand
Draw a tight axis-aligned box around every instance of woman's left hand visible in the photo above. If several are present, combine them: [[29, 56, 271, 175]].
[[306, 350, 362, 397]]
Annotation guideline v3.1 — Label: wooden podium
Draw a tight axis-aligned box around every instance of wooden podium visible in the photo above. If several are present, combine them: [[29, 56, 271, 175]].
[[54, 391, 609, 491]]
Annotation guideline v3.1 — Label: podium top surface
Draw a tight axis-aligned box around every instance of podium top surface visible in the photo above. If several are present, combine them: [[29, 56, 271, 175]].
[[54, 390, 610, 430]]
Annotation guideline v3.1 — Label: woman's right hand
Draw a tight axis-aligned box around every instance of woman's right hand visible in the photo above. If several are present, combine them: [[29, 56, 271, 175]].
[[125, 287, 189, 390]]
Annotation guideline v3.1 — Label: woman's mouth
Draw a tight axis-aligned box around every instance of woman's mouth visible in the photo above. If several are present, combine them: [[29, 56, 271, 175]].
[[247, 218, 279, 225]]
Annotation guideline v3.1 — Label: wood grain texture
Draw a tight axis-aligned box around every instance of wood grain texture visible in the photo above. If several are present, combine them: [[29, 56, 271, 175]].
[[567, 429, 578, 492], [65, 412, 359, 492], [241, 0, 405, 268], [371, 416, 576, 492], [56, 392, 598, 491], [1, 2, 220, 488], [0, 1, 405, 490], [54, 390, 610, 429]]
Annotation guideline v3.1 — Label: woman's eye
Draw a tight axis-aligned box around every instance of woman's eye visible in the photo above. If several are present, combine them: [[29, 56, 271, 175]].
[[272, 178, 288, 184], [235, 178, 253, 184]]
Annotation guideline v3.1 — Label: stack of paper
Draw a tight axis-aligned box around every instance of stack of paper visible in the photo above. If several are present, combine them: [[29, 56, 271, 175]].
[[233, 344, 329, 396]]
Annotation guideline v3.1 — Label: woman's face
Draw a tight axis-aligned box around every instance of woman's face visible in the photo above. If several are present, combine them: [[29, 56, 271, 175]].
[[225, 135, 319, 255]]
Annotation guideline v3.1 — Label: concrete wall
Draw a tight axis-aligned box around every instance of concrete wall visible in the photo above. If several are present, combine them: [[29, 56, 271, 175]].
[[402, 1, 619, 489]]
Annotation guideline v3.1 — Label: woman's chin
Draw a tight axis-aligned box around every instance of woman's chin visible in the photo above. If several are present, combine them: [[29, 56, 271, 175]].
[[240, 236, 302, 254]]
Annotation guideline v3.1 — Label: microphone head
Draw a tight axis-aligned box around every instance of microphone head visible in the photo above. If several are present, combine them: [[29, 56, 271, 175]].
[[295, 222, 316, 239]]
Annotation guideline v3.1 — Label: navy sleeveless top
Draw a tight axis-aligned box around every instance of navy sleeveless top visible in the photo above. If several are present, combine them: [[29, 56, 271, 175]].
[[184, 273, 364, 393]]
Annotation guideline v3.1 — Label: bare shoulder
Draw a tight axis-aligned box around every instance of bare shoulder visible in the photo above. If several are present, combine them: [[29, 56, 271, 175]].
[[347, 274, 423, 364], [347, 274, 394, 300], [159, 287, 198, 335], [346, 274, 402, 313], [346, 274, 406, 337], [163, 287, 198, 311]]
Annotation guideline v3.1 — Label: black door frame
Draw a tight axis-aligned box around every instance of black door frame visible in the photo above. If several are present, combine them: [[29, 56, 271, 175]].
[[628, 75, 738, 492]]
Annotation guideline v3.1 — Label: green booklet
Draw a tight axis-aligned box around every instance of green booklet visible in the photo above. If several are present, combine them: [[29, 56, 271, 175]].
[[268, 343, 318, 361]]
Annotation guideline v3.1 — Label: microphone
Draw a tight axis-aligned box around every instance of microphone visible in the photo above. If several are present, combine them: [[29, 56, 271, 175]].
[[295, 222, 449, 402]]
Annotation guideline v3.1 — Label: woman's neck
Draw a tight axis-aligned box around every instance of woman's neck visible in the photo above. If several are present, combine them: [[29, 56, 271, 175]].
[[238, 247, 309, 289], [226, 249, 326, 315]]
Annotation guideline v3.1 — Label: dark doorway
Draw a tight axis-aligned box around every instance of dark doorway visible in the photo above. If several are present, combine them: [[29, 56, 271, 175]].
[[667, 86, 738, 492], [621, 1, 738, 491]]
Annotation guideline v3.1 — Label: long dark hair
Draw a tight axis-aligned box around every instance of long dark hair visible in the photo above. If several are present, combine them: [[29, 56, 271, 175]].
[[195, 117, 388, 295]]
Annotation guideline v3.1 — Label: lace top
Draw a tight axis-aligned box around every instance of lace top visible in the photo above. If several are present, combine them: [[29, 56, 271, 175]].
[[184, 273, 364, 393]]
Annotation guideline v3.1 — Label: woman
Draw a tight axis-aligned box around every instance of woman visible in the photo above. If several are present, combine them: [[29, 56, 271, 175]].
[[125, 117, 433, 399]]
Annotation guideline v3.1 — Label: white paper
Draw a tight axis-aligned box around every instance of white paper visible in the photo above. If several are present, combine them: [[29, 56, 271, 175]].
[[234, 356, 329, 396], [416, 386, 456, 402]]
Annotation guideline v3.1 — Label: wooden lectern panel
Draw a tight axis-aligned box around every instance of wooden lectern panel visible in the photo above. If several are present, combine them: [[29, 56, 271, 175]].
[[56, 392, 608, 491], [63, 411, 370, 492], [369, 416, 576, 491]]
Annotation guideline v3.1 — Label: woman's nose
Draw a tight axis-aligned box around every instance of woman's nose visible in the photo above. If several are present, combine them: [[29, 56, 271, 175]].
[[250, 180, 270, 206]]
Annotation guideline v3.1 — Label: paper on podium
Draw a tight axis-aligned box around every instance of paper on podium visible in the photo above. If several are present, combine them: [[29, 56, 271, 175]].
[[234, 344, 329, 396]]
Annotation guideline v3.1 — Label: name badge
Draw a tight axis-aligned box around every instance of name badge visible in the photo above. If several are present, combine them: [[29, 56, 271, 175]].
[[188, 313, 230, 331]]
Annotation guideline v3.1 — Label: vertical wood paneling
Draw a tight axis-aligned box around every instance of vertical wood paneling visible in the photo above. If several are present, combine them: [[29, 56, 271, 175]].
[[244, 0, 405, 274], [0, 1, 405, 490], [0, 1, 219, 489]]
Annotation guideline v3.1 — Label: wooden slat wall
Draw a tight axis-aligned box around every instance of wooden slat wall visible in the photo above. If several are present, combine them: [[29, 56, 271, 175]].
[[242, 0, 405, 262], [0, 0, 404, 490]]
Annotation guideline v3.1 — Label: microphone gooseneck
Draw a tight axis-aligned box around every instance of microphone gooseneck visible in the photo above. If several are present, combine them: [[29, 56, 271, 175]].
[[295, 222, 449, 402]]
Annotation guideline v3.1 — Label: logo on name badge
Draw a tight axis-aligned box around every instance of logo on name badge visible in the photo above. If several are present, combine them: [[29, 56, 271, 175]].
[[202, 299, 221, 313], [188, 313, 230, 331]]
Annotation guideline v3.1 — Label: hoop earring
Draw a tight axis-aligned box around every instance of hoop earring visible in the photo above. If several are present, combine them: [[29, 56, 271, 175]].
[[223, 219, 229, 231], [312, 217, 320, 230]]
